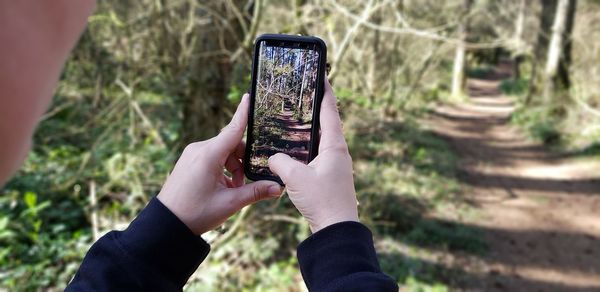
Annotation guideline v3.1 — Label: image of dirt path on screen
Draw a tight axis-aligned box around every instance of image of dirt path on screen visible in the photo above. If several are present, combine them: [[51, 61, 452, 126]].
[[250, 44, 320, 176]]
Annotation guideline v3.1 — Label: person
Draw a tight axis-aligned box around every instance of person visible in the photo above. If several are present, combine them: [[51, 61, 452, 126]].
[[0, 1, 398, 291]]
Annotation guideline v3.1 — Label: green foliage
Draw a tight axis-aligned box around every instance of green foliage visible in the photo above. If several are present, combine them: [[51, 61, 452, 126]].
[[500, 78, 529, 96], [512, 104, 562, 145], [405, 277, 450, 292], [572, 142, 600, 158], [346, 109, 482, 287], [467, 65, 494, 78], [1, 1, 497, 290], [0, 190, 89, 289], [405, 220, 486, 254]]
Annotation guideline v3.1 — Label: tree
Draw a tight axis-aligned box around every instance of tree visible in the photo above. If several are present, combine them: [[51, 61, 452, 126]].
[[512, 0, 527, 79], [298, 50, 308, 111], [542, 0, 576, 103], [181, 1, 261, 144], [451, 0, 472, 99], [528, 0, 576, 103]]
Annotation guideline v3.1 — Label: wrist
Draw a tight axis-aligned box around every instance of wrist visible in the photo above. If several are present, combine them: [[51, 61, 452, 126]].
[[310, 213, 359, 233], [157, 192, 201, 235]]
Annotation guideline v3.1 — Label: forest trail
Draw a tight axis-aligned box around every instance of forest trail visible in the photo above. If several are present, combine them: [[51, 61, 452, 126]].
[[428, 60, 600, 291], [269, 103, 311, 161]]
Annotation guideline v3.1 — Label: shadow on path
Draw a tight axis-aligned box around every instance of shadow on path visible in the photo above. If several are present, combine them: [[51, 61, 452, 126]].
[[425, 59, 600, 290]]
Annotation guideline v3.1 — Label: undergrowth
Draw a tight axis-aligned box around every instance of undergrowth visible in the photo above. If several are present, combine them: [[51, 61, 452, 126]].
[[346, 108, 486, 289]]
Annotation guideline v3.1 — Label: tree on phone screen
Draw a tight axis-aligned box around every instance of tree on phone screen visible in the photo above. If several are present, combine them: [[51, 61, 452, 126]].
[[251, 45, 319, 175]]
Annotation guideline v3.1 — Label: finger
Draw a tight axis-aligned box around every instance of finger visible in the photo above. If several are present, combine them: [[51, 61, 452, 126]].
[[319, 79, 347, 151], [215, 94, 250, 157], [221, 180, 282, 210], [268, 153, 308, 184], [222, 174, 235, 188], [224, 154, 244, 187], [234, 141, 246, 159]]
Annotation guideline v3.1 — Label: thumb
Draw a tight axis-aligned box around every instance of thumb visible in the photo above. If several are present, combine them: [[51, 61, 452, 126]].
[[268, 153, 308, 184], [214, 94, 249, 157], [224, 180, 282, 209]]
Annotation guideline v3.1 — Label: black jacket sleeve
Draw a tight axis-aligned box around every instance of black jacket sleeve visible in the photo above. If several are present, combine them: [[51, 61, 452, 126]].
[[67, 198, 395, 291], [66, 197, 210, 291], [297, 221, 398, 291]]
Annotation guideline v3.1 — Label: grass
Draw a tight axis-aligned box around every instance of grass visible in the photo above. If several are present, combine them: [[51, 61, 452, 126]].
[[504, 77, 600, 162], [345, 108, 486, 288], [570, 142, 600, 158], [503, 76, 563, 147], [500, 78, 529, 96], [511, 106, 562, 145], [467, 65, 494, 79]]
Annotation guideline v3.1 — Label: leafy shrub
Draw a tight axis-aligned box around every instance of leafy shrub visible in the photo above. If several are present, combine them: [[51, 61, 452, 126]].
[[500, 78, 529, 96], [511, 104, 562, 145]]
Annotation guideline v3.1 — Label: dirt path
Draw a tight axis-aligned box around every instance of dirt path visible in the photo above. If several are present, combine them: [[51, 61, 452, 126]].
[[255, 105, 311, 162], [428, 61, 600, 291], [276, 106, 311, 143]]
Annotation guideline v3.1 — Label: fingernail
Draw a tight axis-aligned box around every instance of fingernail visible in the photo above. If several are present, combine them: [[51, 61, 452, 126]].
[[268, 184, 282, 197]]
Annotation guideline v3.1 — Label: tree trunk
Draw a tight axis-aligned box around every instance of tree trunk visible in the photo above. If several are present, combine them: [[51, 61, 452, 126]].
[[451, 0, 472, 99], [527, 0, 558, 101], [368, 9, 383, 103], [513, 0, 526, 80], [557, 0, 577, 89], [298, 51, 308, 111], [293, 0, 308, 34], [182, 1, 253, 145], [183, 57, 232, 144], [542, 0, 576, 103]]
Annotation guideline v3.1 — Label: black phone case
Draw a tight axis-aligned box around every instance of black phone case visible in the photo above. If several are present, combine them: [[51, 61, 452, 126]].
[[244, 34, 327, 185]]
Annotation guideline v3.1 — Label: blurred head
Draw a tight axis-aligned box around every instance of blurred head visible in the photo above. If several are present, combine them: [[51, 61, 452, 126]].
[[0, 1, 96, 186]]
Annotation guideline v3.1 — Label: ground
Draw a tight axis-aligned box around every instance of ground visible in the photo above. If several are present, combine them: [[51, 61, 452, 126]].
[[252, 101, 311, 175], [427, 60, 600, 291]]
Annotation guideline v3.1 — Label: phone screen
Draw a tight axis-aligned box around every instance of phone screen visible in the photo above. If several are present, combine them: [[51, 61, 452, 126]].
[[248, 41, 321, 177]]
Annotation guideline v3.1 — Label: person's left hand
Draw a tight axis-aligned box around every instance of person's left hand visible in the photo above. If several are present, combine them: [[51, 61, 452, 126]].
[[157, 94, 282, 235]]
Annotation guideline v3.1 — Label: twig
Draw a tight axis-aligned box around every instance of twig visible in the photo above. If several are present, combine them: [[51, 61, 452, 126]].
[[232, 0, 264, 62], [573, 86, 600, 118], [115, 78, 167, 148], [331, 0, 505, 49], [263, 214, 304, 225], [89, 180, 99, 241], [328, 0, 380, 81], [213, 205, 252, 246]]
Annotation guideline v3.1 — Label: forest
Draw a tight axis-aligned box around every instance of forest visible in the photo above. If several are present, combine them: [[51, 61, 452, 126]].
[[1, 0, 599, 291], [250, 45, 319, 176]]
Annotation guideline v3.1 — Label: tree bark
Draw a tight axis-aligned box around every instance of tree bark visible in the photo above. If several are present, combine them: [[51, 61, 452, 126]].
[[298, 51, 308, 111], [182, 1, 254, 144], [451, 0, 472, 99], [542, 0, 576, 102], [557, 0, 577, 89], [513, 0, 526, 79], [527, 0, 558, 102], [368, 8, 383, 103]]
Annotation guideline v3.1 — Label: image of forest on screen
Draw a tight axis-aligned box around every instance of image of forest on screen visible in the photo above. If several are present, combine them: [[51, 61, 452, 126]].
[[249, 43, 320, 176]]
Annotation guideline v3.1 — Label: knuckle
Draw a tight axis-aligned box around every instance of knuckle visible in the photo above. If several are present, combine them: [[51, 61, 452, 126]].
[[224, 120, 241, 133], [253, 185, 262, 202], [286, 165, 303, 179], [331, 140, 350, 153], [183, 142, 199, 153], [183, 141, 212, 161]]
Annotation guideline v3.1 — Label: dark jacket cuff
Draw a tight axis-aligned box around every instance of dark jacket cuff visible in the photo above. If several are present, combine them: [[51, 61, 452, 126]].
[[116, 197, 210, 288], [297, 221, 396, 291]]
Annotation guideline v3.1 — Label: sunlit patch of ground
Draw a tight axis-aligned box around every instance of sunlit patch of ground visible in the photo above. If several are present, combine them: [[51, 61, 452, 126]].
[[426, 60, 600, 291]]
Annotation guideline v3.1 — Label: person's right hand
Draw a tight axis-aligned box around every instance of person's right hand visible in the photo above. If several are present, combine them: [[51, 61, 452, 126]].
[[268, 79, 359, 233]]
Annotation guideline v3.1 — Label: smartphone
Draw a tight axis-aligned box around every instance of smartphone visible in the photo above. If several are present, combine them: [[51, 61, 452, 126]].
[[244, 34, 327, 185]]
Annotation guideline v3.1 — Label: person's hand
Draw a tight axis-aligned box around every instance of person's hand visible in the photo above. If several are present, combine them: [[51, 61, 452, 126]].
[[158, 94, 282, 235], [268, 79, 359, 233]]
